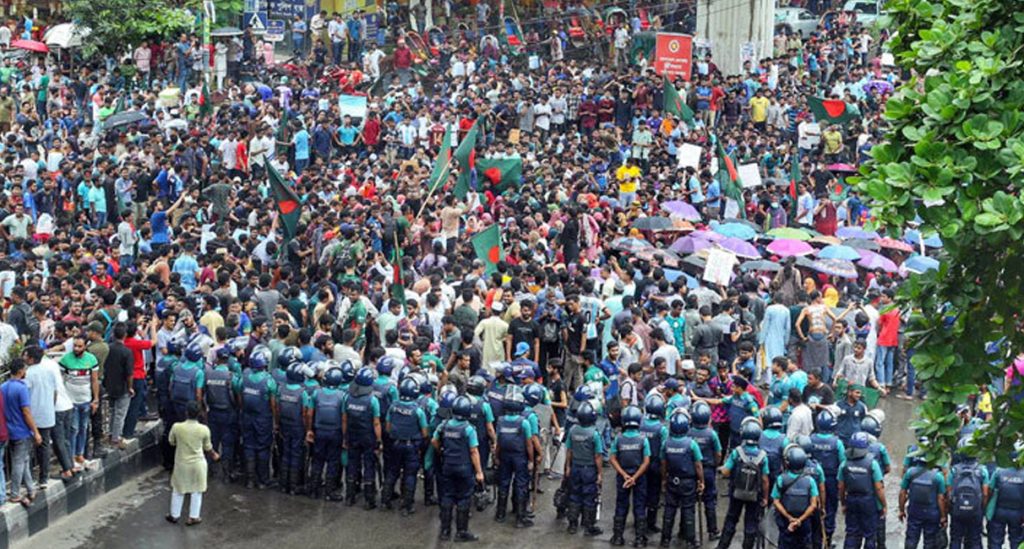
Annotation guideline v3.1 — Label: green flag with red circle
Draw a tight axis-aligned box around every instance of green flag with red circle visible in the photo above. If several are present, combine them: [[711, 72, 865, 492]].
[[474, 158, 522, 193], [663, 75, 695, 123], [471, 224, 504, 275], [806, 95, 859, 125], [268, 163, 301, 241]]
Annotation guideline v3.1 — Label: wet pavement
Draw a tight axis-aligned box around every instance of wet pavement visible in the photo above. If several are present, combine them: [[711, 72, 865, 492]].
[[25, 396, 920, 549]]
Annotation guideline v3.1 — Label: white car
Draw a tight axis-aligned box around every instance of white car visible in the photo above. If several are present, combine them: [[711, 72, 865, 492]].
[[775, 7, 820, 38], [842, 0, 882, 26]]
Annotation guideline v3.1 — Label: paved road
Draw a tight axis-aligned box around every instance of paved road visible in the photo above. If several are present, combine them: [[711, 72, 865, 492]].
[[26, 397, 920, 549]]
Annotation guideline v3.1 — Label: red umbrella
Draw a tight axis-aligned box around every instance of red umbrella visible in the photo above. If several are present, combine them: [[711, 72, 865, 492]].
[[875, 237, 914, 252], [11, 39, 49, 54]]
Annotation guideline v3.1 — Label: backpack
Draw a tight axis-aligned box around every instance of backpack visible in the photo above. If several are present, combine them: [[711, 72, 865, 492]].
[[734, 449, 766, 502], [950, 464, 983, 520]]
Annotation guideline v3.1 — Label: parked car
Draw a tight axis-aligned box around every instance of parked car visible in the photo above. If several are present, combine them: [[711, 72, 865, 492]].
[[775, 7, 820, 38], [842, 0, 883, 26]]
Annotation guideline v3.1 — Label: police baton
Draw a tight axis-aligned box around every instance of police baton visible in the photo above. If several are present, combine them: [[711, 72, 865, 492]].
[[698, 498, 705, 545]]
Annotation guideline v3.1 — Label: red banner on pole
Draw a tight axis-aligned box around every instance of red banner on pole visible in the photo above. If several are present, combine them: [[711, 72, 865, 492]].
[[654, 33, 693, 81]]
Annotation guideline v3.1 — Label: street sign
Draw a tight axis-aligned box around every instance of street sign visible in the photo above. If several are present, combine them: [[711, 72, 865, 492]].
[[246, 12, 268, 33], [244, 0, 259, 13], [265, 19, 285, 42]]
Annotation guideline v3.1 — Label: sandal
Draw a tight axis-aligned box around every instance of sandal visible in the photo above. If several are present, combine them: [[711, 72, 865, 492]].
[[20, 495, 34, 508], [185, 517, 202, 526]]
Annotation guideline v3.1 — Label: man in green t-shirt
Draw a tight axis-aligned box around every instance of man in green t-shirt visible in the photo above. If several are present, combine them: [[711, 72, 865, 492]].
[[59, 336, 100, 464]]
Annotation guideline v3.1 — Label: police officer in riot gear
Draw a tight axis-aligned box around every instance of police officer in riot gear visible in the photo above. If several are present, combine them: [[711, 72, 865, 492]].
[[610, 405, 650, 547], [899, 452, 948, 548], [716, 417, 769, 549], [640, 394, 668, 538], [343, 367, 383, 509], [988, 446, 1024, 548], [432, 395, 486, 542], [772, 445, 819, 548], [278, 364, 310, 495], [494, 385, 535, 528], [660, 409, 704, 549], [383, 377, 429, 515], [810, 409, 846, 546], [689, 401, 722, 540], [170, 341, 206, 422], [307, 367, 347, 500], [565, 401, 604, 538], [241, 346, 278, 489], [205, 348, 241, 482], [839, 432, 887, 549]]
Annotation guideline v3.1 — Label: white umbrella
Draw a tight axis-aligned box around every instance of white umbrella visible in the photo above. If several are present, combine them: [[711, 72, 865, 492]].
[[43, 23, 91, 48]]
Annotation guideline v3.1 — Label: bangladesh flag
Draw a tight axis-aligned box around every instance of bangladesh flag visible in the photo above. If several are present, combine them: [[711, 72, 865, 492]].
[[198, 80, 212, 119], [275, 108, 291, 158], [789, 152, 802, 221], [114, 96, 126, 115], [428, 127, 454, 193], [475, 158, 522, 193], [453, 121, 479, 199], [806, 95, 859, 125], [715, 137, 745, 216], [268, 163, 301, 241], [663, 75, 694, 123], [471, 224, 503, 275], [390, 240, 406, 314]]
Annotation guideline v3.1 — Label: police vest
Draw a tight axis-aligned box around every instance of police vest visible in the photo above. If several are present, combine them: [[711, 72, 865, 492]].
[[371, 378, 394, 417], [728, 397, 752, 433], [468, 397, 489, 442], [843, 455, 874, 496], [271, 368, 287, 387], [570, 425, 598, 468], [780, 473, 814, 516], [417, 395, 435, 423], [205, 367, 234, 411], [759, 431, 785, 481], [690, 427, 718, 466], [867, 440, 885, 467], [810, 433, 840, 479], [640, 420, 665, 469], [486, 382, 505, 418], [346, 393, 375, 438], [171, 364, 199, 404], [313, 389, 344, 434], [836, 401, 865, 440], [389, 401, 422, 441], [441, 421, 473, 471], [615, 432, 645, 473], [664, 436, 697, 479], [907, 467, 940, 510], [242, 373, 271, 416], [497, 415, 527, 456], [278, 384, 305, 429], [157, 355, 179, 375], [303, 379, 320, 398], [995, 468, 1024, 516]]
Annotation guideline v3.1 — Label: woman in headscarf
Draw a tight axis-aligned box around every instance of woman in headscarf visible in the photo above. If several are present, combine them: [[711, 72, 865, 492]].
[[823, 285, 840, 309]]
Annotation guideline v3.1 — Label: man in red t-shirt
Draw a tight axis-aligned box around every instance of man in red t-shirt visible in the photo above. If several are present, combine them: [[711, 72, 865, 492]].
[[874, 289, 900, 389], [122, 317, 157, 437], [362, 111, 381, 153]]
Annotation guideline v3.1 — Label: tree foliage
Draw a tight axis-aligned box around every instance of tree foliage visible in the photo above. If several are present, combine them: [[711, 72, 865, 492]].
[[857, 0, 1024, 465]]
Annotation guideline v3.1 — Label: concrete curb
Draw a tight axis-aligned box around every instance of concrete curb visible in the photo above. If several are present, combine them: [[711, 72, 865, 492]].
[[0, 421, 162, 549]]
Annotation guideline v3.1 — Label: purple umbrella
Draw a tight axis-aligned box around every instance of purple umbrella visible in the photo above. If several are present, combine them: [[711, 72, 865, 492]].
[[660, 200, 702, 221], [836, 226, 880, 240], [692, 230, 726, 242], [669, 235, 713, 255], [863, 79, 895, 95], [856, 249, 898, 273], [810, 258, 859, 279], [719, 237, 761, 259], [766, 238, 815, 257]]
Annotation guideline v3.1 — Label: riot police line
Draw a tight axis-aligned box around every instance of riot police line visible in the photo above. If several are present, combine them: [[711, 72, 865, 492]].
[[156, 337, 1024, 548]]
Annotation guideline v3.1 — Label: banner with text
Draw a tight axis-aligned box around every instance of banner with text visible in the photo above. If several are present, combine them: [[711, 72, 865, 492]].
[[654, 33, 693, 81]]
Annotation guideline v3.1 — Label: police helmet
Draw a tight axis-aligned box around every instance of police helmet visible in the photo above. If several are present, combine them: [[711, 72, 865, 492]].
[[573, 385, 594, 403], [577, 402, 597, 427], [438, 387, 458, 410], [848, 431, 871, 459], [215, 345, 233, 360], [815, 409, 837, 433], [354, 367, 375, 387], [524, 383, 546, 407], [466, 375, 488, 397], [503, 386, 525, 413], [795, 435, 813, 455], [621, 405, 643, 429], [785, 445, 808, 471], [397, 365, 412, 381], [740, 417, 762, 442], [453, 395, 473, 420], [338, 360, 355, 383], [285, 364, 305, 383], [860, 415, 882, 438], [422, 373, 438, 395], [644, 393, 666, 419], [669, 409, 691, 436], [500, 363, 516, 381], [690, 401, 712, 428], [376, 356, 397, 376], [399, 377, 420, 400], [324, 368, 344, 388], [248, 346, 272, 370], [166, 337, 185, 355], [278, 347, 302, 369], [761, 406, 783, 430], [184, 341, 205, 362]]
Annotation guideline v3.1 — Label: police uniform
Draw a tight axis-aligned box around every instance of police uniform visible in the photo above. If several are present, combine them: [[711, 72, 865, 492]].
[[690, 421, 723, 538], [835, 399, 867, 446], [611, 427, 650, 545], [495, 412, 534, 525], [661, 434, 704, 547], [772, 470, 820, 548], [156, 353, 180, 469], [901, 465, 946, 548], [723, 393, 759, 451], [371, 374, 398, 500], [717, 443, 769, 549], [384, 398, 428, 512], [433, 417, 481, 540], [988, 465, 1024, 548], [417, 391, 440, 505], [278, 381, 309, 493], [948, 460, 988, 549], [759, 427, 788, 493], [803, 454, 827, 549], [241, 368, 279, 488], [809, 431, 846, 544], [169, 360, 205, 421], [566, 422, 605, 535], [204, 363, 241, 481], [307, 386, 345, 499], [839, 453, 884, 548], [468, 393, 496, 507], [343, 386, 382, 508], [866, 436, 892, 549], [640, 416, 668, 535]]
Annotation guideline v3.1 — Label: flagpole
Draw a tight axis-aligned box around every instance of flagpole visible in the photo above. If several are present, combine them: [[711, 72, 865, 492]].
[[415, 135, 454, 221], [392, 231, 406, 316]]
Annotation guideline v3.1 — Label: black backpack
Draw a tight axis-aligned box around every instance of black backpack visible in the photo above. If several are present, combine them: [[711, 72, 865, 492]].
[[734, 449, 766, 502], [951, 463, 983, 520]]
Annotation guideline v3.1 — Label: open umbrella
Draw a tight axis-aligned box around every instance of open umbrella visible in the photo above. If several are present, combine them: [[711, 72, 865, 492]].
[[903, 255, 940, 274], [836, 227, 879, 240], [904, 229, 943, 248], [611, 237, 654, 254], [691, 230, 726, 242], [844, 238, 881, 251], [11, 39, 49, 54], [660, 200, 702, 221], [719, 238, 761, 259], [669, 235, 712, 255], [636, 248, 681, 266], [713, 222, 758, 241], [818, 244, 862, 261], [766, 227, 812, 241], [740, 259, 782, 272], [810, 258, 859, 279], [826, 163, 858, 173], [766, 239, 815, 257], [43, 23, 91, 48], [809, 235, 842, 246], [682, 254, 707, 269], [664, 269, 699, 289], [632, 216, 674, 231], [795, 256, 817, 269], [856, 249, 898, 273], [876, 237, 914, 252], [102, 110, 150, 131]]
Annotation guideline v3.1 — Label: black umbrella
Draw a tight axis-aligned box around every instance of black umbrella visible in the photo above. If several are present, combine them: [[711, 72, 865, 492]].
[[103, 110, 150, 131], [682, 254, 706, 269], [740, 259, 781, 272], [845, 238, 881, 251], [632, 216, 674, 231]]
